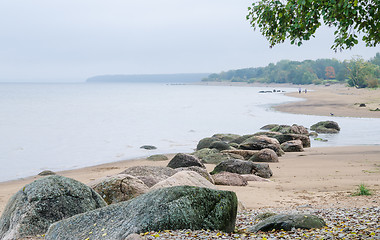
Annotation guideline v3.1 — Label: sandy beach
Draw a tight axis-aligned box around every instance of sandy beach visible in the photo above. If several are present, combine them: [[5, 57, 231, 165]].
[[1, 83, 379, 217]]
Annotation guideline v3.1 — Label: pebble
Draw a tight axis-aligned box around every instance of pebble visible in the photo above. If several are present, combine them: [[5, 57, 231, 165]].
[[141, 207, 380, 239]]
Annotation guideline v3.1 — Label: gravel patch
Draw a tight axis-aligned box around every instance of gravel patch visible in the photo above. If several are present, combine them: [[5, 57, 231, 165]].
[[141, 207, 380, 239]]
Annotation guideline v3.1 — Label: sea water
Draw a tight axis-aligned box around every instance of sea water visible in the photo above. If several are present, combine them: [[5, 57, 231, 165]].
[[1, 83, 379, 182]]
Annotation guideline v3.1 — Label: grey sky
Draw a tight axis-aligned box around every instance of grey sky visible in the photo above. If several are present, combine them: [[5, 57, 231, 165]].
[[0, 0, 379, 82]]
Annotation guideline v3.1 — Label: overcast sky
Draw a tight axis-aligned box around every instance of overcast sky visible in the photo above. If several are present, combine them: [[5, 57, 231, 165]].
[[0, 0, 379, 82]]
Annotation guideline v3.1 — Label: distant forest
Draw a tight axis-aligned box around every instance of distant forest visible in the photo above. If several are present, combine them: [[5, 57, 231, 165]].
[[203, 53, 380, 88]]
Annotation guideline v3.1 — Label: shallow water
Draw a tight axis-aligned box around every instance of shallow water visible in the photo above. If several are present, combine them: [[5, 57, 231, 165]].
[[0, 83, 379, 182]]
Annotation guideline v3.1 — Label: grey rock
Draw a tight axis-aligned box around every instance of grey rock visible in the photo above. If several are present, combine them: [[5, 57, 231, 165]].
[[230, 134, 255, 144], [222, 149, 259, 160], [273, 134, 311, 148], [239, 136, 284, 156], [249, 148, 278, 162], [0, 175, 106, 240], [270, 124, 309, 135], [140, 145, 157, 150], [211, 159, 273, 178], [176, 166, 215, 184], [310, 121, 340, 133], [193, 148, 243, 164], [209, 141, 231, 151], [167, 153, 205, 169], [240, 174, 270, 182], [46, 186, 238, 239], [88, 174, 149, 204], [212, 133, 241, 143], [120, 166, 178, 187], [37, 170, 56, 176], [196, 137, 220, 150], [213, 172, 248, 186], [248, 214, 326, 232], [146, 154, 168, 161], [260, 124, 279, 130], [150, 171, 217, 190], [281, 140, 304, 152]]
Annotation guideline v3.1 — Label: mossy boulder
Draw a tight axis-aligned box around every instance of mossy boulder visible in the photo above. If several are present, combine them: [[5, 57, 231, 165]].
[[146, 154, 168, 161], [167, 153, 205, 169], [239, 136, 284, 156], [196, 137, 220, 150], [46, 186, 238, 239], [192, 148, 243, 164], [260, 124, 279, 130], [209, 141, 232, 151], [310, 121, 340, 134], [0, 176, 106, 240], [120, 166, 178, 187]]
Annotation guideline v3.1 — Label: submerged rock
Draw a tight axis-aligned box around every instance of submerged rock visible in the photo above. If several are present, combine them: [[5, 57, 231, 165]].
[[46, 186, 238, 239], [0, 175, 106, 240]]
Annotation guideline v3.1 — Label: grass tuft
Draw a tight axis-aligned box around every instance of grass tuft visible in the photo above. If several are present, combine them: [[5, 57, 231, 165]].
[[352, 184, 372, 196]]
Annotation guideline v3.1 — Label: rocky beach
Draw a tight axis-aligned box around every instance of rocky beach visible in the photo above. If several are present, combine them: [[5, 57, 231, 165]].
[[0, 84, 379, 239]]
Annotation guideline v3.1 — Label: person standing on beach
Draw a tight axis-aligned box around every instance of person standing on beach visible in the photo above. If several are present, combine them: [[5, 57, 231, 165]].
[[298, 88, 301, 94], [304, 89, 307, 93]]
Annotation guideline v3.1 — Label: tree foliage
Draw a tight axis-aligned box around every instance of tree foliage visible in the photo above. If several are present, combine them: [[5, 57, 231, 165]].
[[345, 57, 380, 88], [247, 0, 380, 50]]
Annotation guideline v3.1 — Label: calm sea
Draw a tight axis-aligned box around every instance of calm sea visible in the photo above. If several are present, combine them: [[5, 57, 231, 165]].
[[1, 83, 379, 182]]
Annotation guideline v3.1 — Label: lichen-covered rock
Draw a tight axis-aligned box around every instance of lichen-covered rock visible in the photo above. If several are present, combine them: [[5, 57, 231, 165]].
[[211, 159, 273, 178], [249, 148, 278, 162], [212, 133, 241, 143], [248, 214, 326, 232], [167, 153, 205, 169], [0, 176, 106, 240], [213, 172, 248, 186], [88, 174, 149, 204], [120, 166, 178, 187], [193, 148, 243, 164], [310, 121, 340, 133], [196, 137, 220, 150], [146, 154, 168, 161], [176, 166, 215, 184], [239, 136, 284, 156], [281, 140, 304, 152], [150, 171, 217, 190], [45, 186, 238, 239]]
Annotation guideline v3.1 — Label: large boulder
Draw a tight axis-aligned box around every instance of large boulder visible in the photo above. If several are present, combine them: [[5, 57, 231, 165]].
[[248, 214, 326, 232], [120, 166, 178, 187], [150, 171, 217, 190], [167, 153, 205, 169], [46, 186, 238, 239], [310, 121, 340, 133], [196, 137, 220, 150], [88, 174, 149, 204], [211, 159, 273, 178], [212, 133, 241, 143], [176, 166, 215, 184], [193, 148, 243, 164], [239, 136, 284, 156], [281, 140, 304, 152], [0, 175, 106, 240], [213, 172, 248, 186], [249, 148, 278, 162]]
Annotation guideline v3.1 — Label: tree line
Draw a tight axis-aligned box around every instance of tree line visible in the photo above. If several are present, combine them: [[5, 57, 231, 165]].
[[203, 53, 380, 88]]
